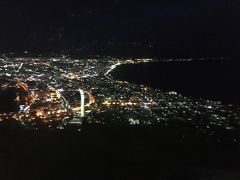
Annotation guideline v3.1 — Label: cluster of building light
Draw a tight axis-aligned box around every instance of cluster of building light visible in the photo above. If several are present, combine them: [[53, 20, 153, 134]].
[[0, 56, 239, 143]]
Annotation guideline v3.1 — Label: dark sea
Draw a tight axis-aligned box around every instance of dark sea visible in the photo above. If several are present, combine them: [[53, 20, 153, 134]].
[[111, 59, 240, 105], [0, 86, 19, 113]]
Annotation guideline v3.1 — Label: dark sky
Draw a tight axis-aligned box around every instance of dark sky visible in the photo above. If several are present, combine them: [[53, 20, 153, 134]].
[[0, 0, 240, 57]]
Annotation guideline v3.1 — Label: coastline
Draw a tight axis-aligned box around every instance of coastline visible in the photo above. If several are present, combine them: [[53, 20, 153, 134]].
[[104, 58, 154, 79], [107, 58, 240, 106]]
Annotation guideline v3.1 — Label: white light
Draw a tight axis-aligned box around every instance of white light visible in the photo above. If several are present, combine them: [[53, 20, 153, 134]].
[[58, 88, 64, 92]]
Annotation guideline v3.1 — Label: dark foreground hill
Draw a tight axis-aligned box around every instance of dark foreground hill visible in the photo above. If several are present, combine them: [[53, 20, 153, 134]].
[[0, 125, 240, 180]]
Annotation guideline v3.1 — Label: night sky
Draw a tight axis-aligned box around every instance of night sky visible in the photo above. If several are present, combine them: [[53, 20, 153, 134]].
[[0, 0, 240, 57]]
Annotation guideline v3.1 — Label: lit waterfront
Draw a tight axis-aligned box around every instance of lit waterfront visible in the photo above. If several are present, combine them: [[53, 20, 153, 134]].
[[0, 56, 239, 143]]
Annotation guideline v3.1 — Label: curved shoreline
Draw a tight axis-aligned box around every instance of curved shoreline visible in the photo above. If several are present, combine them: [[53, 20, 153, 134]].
[[107, 59, 240, 105], [105, 58, 154, 79]]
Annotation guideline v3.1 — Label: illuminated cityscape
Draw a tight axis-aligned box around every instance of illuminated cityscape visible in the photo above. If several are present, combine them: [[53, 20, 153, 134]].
[[0, 56, 239, 143], [0, 0, 239, 179]]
